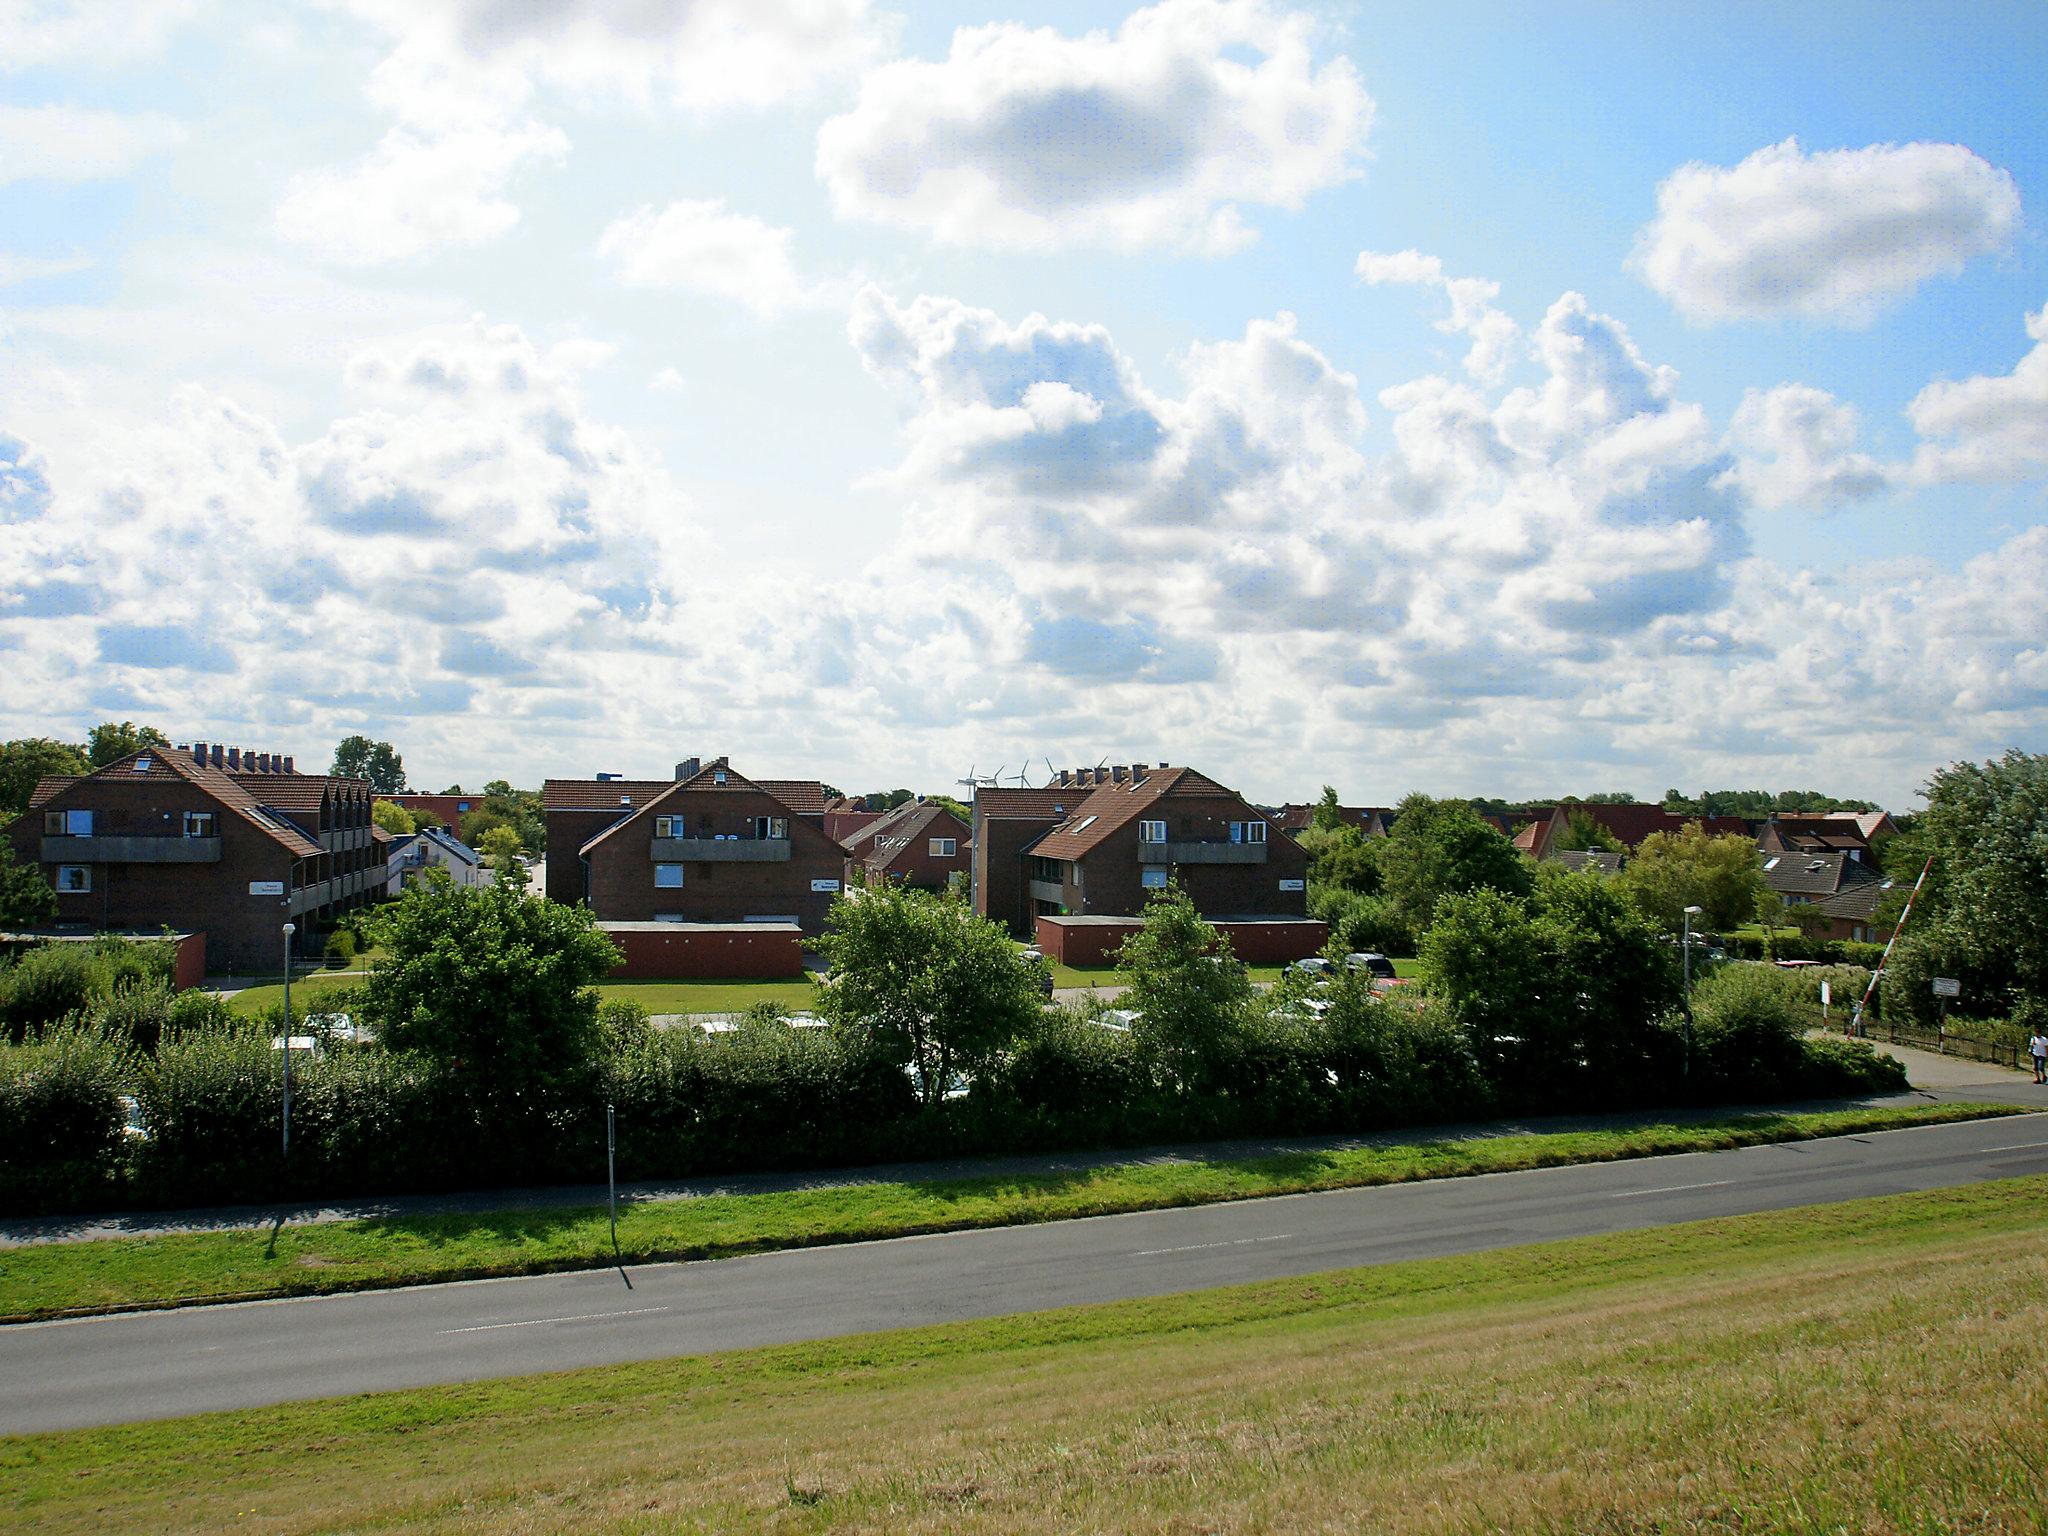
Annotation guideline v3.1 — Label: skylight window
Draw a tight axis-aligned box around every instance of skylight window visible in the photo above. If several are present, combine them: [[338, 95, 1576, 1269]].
[[1071, 815, 1097, 833]]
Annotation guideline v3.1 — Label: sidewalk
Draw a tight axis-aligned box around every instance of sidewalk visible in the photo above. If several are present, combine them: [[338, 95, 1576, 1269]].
[[3, 1087, 2026, 1249]]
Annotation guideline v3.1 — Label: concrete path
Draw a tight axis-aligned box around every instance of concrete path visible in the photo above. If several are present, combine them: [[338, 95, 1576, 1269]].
[[1864, 1036, 2039, 1092], [6, 1111, 2046, 1434]]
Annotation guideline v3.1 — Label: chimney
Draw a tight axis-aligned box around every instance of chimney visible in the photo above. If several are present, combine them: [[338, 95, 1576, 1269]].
[[256, 752, 271, 774], [192, 740, 208, 766], [226, 747, 241, 772], [1112, 765, 1128, 784], [283, 756, 295, 774], [674, 757, 700, 780]]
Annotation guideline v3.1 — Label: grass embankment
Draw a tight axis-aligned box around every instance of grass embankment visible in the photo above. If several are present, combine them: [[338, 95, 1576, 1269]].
[[0, 1102, 2014, 1323], [7, 1176, 2046, 1534], [225, 975, 823, 1018]]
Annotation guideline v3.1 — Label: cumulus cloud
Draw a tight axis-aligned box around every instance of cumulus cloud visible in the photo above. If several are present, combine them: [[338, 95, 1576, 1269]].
[[1633, 138, 2020, 323], [275, 119, 567, 264], [0, 103, 186, 184], [0, 252, 92, 285], [1355, 249, 1518, 383], [815, 0, 1371, 253], [1907, 302, 2048, 483], [597, 200, 835, 318], [0, 1, 201, 71], [1721, 383, 1890, 510]]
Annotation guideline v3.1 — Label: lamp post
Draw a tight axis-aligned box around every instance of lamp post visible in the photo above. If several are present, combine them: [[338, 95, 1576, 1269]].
[[281, 921, 296, 1157], [1681, 905, 1703, 1088]]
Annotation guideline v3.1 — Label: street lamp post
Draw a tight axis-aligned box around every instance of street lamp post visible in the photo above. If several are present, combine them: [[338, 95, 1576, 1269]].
[[281, 921, 296, 1157], [1681, 905, 1703, 1088]]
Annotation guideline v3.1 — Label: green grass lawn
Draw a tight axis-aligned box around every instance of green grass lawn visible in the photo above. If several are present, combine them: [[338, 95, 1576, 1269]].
[[5, 1174, 2044, 1534], [226, 974, 823, 1018], [0, 1102, 2014, 1324]]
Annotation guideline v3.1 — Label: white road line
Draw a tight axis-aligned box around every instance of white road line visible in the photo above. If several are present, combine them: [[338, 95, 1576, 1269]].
[[1981, 1139, 2048, 1153], [437, 1305, 670, 1336], [1608, 1180, 1734, 1199], [1133, 1234, 1292, 1258]]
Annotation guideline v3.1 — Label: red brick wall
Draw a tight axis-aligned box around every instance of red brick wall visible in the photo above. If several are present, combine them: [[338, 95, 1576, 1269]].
[[170, 932, 207, 990], [603, 925, 804, 979], [1034, 915, 1327, 967], [864, 812, 970, 893], [1034, 917, 1140, 966], [977, 815, 1060, 934]]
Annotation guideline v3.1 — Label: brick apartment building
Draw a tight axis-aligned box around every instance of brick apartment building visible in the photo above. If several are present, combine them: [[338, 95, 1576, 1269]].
[[381, 791, 484, 830], [973, 764, 1312, 934], [541, 757, 843, 933], [9, 741, 382, 973], [843, 799, 970, 893]]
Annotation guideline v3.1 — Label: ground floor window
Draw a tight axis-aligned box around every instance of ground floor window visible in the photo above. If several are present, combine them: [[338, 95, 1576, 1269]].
[[655, 863, 684, 888], [1141, 868, 1168, 889], [56, 864, 92, 893]]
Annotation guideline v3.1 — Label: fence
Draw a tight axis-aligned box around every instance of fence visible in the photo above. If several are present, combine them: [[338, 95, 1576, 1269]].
[[1855, 1021, 2029, 1072]]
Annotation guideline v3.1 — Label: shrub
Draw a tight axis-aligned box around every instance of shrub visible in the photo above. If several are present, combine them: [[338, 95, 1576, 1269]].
[[0, 1024, 133, 1213], [1795, 1036, 1907, 1094], [0, 937, 178, 1041], [323, 928, 357, 966], [134, 1026, 286, 1204], [973, 1006, 1162, 1151], [89, 979, 178, 1054], [1687, 965, 1808, 1098]]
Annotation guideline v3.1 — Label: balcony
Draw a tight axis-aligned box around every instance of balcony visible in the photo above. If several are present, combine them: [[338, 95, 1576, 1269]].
[[650, 836, 791, 863], [1140, 840, 1268, 865], [1029, 878, 1065, 905], [43, 835, 222, 865]]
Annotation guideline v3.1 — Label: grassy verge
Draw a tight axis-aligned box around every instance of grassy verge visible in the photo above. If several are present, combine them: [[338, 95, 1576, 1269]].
[[6, 1176, 2045, 1534], [0, 1101, 2017, 1323], [225, 975, 824, 1017]]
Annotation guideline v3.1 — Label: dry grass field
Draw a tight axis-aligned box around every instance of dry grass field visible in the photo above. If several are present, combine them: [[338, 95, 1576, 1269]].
[[5, 1173, 2044, 1534]]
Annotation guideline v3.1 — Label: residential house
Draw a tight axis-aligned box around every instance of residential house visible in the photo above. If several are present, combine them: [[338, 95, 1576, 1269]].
[[1760, 846, 1888, 930], [387, 825, 489, 891], [822, 796, 886, 847], [8, 742, 380, 972], [970, 784, 1079, 935], [542, 757, 843, 934], [844, 800, 970, 893], [1512, 804, 1752, 861], [383, 791, 484, 831], [1274, 804, 1397, 838], [1757, 817, 1879, 865]]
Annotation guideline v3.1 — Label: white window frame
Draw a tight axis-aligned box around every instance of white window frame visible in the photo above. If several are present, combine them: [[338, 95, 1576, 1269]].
[[1247, 819, 1266, 844], [56, 864, 92, 893], [1141, 868, 1168, 889], [654, 863, 685, 888], [1139, 820, 1167, 843], [929, 837, 956, 857], [183, 811, 215, 838]]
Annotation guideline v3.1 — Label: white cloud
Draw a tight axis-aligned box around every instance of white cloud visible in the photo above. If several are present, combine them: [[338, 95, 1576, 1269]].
[[0, 1, 200, 71], [1721, 383, 1890, 510], [0, 103, 185, 184], [1633, 138, 2020, 323], [597, 200, 834, 318], [0, 252, 92, 285], [1907, 302, 2048, 483], [816, 0, 1371, 253], [1355, 248, 1518, 383], [274, 119, 568, 265]]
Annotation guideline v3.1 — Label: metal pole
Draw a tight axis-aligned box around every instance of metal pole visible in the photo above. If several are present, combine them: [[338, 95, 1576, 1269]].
[[281, 921, 296, 1157], [606, 1102, 618, 1251], [1681, 906, 1701, 1088]]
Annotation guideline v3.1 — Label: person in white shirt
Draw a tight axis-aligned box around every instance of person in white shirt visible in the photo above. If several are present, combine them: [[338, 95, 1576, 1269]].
[[2030, 1029, 2048, 1085]]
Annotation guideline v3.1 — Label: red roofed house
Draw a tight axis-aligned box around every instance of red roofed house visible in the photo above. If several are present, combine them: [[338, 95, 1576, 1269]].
[[1274, 804, 1397, 838], [542, 757, 843, 938], [844, 799, 970, 894], [8, 741, 382, 973], [1512, 804, 1753, 861]]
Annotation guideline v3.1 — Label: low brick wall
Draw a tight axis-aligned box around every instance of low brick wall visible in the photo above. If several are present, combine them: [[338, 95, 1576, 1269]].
[[601, 922, 804, 979], [1033, 915, 1330, 968]]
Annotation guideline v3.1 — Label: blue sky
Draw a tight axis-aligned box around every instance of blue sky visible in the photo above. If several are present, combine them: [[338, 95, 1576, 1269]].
[[2, 0, 2044, 806]]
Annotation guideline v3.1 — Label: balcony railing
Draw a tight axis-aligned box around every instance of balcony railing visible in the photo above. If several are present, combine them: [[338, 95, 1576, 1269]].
[[1028, 878, 1065, 904], [43, 835, 222, 865], [1139, 840, 1268, 865], [650, 836, 791, 863]]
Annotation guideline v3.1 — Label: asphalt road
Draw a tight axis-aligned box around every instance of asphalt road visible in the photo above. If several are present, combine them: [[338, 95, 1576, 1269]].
[[4, 1111, 2046, 1436]]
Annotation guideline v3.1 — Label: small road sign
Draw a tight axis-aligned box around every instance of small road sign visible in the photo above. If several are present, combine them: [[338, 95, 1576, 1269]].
[[1932, 976, 1961, 999]]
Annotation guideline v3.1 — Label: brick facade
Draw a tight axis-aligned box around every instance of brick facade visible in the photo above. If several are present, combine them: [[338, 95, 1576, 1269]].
[[601, 922, 805, 979]]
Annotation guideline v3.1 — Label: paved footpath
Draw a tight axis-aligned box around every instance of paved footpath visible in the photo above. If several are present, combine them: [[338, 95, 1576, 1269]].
[[3, 1107, 2045, 1434]]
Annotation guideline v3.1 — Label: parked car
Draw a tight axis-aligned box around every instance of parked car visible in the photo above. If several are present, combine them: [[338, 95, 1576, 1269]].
[[1018, 950, 1055, 996], [1288, 956, 1337, 978], [1343, 952, 1397, 981]]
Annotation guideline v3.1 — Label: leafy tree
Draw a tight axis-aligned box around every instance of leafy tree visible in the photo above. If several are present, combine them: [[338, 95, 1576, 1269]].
[[409, 808, 447, 832], [1298, 822, 1380, 894], [477, 783, 546, 852], [1378, 793, 1532, 941], [371, 799, 416, 836], [0, 840, 56, 927], [1311, 785, 1344, 831], [1116, 884, 1253, 1091], [477, 824, 524, 865], [332, 736, 406, 793], [364, 872, 621, 1108], [458, 807, 515, 848], [814, 883, 1041, 1104], [440, 783, 464, 795], [1554, 809, 1625, 854], [84, 721, 168, 768], [927, 793, 972, 825], [0, 737, 89, 822], [1614, 823, 1766, 932], [1422, 868, 1678, 1108]]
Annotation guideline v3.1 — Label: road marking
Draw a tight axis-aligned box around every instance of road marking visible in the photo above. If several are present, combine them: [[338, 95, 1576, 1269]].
[[437, 1305, 670, 1335], [1133, 1234, 1292, 1258], [1608, 1180, 1733, 1199], [1981, 1139, 2048, 1153]]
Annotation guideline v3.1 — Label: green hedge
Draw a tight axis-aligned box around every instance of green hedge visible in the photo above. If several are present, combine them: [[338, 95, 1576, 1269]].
[[1717, 933, 1888, 966], [0, 1025, 134, 1210]]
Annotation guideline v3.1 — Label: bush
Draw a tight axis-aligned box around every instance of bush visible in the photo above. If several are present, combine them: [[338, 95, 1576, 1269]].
[[1687, 965, 1809, 1098], [1794, 1036, 1908, 1094], [323, 928, 357, 967], [89, 979, 177, 1054], [1310, 887, 1413, 958], [0, 937, 178, 1040], [0, 1024, 133, 1213]]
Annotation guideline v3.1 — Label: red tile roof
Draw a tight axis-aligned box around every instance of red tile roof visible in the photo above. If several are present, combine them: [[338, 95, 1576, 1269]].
[[540, 778, 673, 812], [1028, 766, 1256, 862], [973, 786, 1076, 820], [29, 749, 324, 859], [861, 803, 970, 871], [576, 763, 827, 856]]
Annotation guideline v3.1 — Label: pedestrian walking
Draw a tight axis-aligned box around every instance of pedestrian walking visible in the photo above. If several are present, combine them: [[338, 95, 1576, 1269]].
[[2031, 1028, 2048, 1085]]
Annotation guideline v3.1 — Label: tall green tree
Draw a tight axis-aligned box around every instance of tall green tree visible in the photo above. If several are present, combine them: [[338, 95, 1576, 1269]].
[[332, 735, 407, 793], [1615, 823, 1766, 932], [0, 840, 56, 926], [364, 871, 620, 1109], [370, 799, 416, 836], [0, 737, 88, 822], [85, 721, 169, 768], [1311, 785, 1344, 831], [1116, 884, 1254, 1092], [1379, 793, 1532, 941], [814, 883, 1041, 1104]]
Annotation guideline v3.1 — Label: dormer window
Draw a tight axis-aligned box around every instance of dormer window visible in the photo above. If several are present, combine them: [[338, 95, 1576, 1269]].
[[135, 757, 152, 772], [713, 770, 727, 785]]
